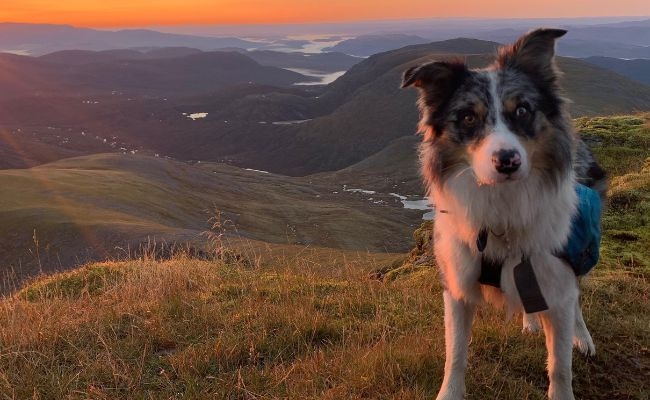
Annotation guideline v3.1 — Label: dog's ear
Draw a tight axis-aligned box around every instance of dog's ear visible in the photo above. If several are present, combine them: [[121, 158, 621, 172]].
[[401, 61, 468, 108], [497, 28, 566, 87]]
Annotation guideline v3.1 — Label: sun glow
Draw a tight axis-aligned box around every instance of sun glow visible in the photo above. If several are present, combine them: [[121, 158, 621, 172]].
[[0, 0, 648, 27]]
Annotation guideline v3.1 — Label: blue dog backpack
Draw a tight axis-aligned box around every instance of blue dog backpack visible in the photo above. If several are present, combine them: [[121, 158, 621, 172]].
[[561, 184, 603, 276]]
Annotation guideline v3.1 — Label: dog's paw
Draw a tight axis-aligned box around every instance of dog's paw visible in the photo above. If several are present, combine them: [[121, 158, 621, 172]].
[[573, 333, 596, 356], [522, 313, 541, 334]]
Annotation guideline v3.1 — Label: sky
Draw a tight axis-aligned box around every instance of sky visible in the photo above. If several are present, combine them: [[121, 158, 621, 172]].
[[1, 0, 648, 27]]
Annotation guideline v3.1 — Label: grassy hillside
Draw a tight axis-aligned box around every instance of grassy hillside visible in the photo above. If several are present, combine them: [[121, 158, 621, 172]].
[[0, 228, 647, 398], [312, 135, 423, 195], [0, 153, 421, 286], [0, 115, 648, 398]]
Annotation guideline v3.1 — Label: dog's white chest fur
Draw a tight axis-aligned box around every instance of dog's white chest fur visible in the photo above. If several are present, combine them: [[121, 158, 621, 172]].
[[430, 171, 578, 309], [436, 171, 577, 257]]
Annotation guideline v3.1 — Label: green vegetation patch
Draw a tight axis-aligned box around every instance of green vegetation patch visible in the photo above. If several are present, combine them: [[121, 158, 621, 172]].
[[601, 158, 650, 272], [19, 264, 125, 301], [576, 113, 650, 176]]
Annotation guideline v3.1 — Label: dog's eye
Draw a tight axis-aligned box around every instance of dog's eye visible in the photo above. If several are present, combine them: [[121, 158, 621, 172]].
[[459, 111, 478, 126], [515, 105, 530, 119]]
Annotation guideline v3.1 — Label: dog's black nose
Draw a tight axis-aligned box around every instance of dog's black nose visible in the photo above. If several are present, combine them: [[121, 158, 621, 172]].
[[492, 149, 521, 174]]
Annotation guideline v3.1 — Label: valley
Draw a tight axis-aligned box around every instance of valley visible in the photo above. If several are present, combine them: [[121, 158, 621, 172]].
[[2, 30, 650, 288], [0, 152, 431, 288]]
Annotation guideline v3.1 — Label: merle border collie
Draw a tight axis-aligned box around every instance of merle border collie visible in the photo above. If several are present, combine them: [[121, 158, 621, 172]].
[[401, 29, 607, 400]]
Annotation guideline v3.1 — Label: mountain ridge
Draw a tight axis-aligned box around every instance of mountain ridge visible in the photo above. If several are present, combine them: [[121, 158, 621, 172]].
[[1, 38, 650, 176], [0, 22, 260, 55]]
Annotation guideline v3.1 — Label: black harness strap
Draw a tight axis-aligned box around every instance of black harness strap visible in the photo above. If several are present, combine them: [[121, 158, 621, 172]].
[[513, 257, 549, 313], [479, 256, 503, 288], [478, 227, 502, 287], [477, 228, 549, 313]]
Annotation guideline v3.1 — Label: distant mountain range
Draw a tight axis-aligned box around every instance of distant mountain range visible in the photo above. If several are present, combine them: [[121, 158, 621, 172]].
[[318, 21, 650, 59], [0, 23, 262, 55], [1, 37, 650, 175], [38, 47, 360, 73], [4, 20, 650, 59], [0, 50, 311, 99], [324, 34, 430, 57], [238, 50, 360, 72], [473, 22, 650, 58]]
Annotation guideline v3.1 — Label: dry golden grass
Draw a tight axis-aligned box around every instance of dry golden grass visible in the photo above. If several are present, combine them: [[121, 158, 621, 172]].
[[0, 245, 648, 399]]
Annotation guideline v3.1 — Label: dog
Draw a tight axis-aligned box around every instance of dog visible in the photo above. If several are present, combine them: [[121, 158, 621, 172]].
[[401, 29, 607, 400]]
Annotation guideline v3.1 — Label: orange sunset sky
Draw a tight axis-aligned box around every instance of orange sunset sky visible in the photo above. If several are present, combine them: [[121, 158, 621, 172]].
[[1, 0, 649, 27]]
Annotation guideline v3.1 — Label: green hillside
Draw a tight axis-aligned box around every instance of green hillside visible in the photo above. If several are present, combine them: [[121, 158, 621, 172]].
[[583, 56, 650, 86], [311, 135, 422, 194], [0, 154, 419, 286], [0, 115, 648, 398]]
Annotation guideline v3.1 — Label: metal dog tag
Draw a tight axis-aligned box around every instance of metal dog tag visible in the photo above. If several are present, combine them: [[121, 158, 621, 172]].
[[514, 257, 548, 313]]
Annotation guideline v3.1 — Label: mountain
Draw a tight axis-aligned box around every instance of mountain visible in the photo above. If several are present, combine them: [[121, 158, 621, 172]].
[[1, 38, 650, 176], [319, 39, 501, 108], [324, 34, 430, 56], [242, 41, 650, 175], [38, 47, 362, 76], [39, 48, 361, 74], [312, 135, 422, 195], [38, 47, 205, 64], [0, 23, 259, 56], [318, 21, 650, 59], [244, 50, 361, 72], [558, 39, 650, 59], [472, 25, 650, 59], [582, 57, 650, 85], [0, 51, 311, 99], [562, 23, 650, 46]]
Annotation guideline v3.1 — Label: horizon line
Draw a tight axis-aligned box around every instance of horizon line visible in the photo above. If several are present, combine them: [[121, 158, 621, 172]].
[[1, 15, 649, 31]]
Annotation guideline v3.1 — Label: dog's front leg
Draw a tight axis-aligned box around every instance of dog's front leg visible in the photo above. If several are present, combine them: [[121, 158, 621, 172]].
[[437, 290, 476, 400], [540, 304, 576, 400]]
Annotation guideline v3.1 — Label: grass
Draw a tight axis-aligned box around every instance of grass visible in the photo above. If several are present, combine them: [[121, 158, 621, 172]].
[[0, 114, 648, 398], [575, 114, 650, 176], [576, 113, 650, 273], [0, 249, 647, 399]]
